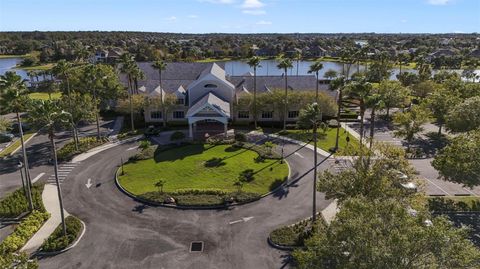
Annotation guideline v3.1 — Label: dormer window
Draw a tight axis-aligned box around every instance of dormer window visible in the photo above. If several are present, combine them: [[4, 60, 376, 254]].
[[204, 84, 218, 88]]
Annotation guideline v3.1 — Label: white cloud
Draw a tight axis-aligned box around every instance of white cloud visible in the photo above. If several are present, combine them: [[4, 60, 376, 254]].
[[187, 15, 199, 19], [242, 0, 265, 9], [164, 16, 177, 21], [256, 20, 272, 25], [243, 9, 266, 15], [400, 19, 407, 23], [427, 0, 452, 5]]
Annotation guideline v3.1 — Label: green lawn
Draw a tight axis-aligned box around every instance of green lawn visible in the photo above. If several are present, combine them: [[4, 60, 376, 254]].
[[28, 92, 62, 100], [271, 127, 360, 155], [118, 144, 289, 195], [0, 54, 27, 59], [0, 132, 35, 158]]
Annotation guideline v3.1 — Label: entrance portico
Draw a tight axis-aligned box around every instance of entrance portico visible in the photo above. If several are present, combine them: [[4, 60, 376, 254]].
[[186, 92, 231, 139]]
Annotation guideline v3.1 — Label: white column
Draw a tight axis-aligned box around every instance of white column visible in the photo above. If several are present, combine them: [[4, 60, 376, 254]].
[[224, 122, 228, 137], [189, 122, 193, 139]]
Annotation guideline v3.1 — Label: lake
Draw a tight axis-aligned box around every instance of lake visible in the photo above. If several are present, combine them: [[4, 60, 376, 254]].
[[0, 57, 30, 80]]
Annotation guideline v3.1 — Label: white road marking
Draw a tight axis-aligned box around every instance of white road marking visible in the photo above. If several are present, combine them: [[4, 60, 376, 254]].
[[229, 216, 254, 225], [294, 152, 304, 159], [31, 173, 45, 183], [463, 187, 479, 197], [85, 178, 92, 188], [423, 177, 451, 196], [127, 146, 138, 151]]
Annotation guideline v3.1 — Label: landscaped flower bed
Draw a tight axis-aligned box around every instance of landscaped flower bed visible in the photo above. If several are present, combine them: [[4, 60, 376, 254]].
[[0, 184, 45, 218], [57, 137, 109, 161], [269, 217, 326, 248], [118, 143, 289, 206], [0, 210, 50, 255], [40, 216, 83, 252]]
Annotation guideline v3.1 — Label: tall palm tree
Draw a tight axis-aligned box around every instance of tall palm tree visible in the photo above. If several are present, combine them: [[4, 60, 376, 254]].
[[0, 72, 34, 211], [308, 61, 324, 103], [28, 99, 70, 236], [247, 56, 261, 129], [345, 77, 373, 146], [53, 60, 78, 150], [277, 57, 293, 131], [330, 76, 346, 151], [152, 60, 168, 127], [84, 64, 105, 140], [120, 54, 137, 132], [294, 50, 302, 76]]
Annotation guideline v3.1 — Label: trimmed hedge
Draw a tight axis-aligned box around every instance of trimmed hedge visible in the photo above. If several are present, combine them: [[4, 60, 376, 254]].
[[57, 137, 108, 161], [40, 216, 82, 252], [269, 217, 325, 247], [0, 184, 45, 218], [0, 211, 50, 255], [140, 189, 261, 207], [428, 197, 480, 212]]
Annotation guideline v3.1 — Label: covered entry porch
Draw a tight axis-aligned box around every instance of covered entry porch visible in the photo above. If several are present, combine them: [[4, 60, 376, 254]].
[[186, 92, 231, 139]]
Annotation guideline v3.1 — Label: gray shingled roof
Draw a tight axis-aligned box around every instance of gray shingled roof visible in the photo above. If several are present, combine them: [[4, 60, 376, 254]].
[[187, 92, 230, 118]]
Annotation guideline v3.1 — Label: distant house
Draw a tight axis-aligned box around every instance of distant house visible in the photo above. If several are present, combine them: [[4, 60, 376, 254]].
[[308, 46, 328, 57], [427, 49, 458, 61], [94, 48, 124, 64], [121, 62, 333, 138]]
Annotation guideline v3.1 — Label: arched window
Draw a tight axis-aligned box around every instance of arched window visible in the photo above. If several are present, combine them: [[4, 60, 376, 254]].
[[204, 84, 218, 88]]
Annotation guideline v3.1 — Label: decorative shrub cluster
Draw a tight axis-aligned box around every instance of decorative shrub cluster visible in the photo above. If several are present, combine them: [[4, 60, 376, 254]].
[[41, 216, 82, 252], [0, 211, 50, 255], [140, 189, 261, 207], [0, 184, 45, 218], [269, 217, 325, 247], [57, 137, 108, 161]]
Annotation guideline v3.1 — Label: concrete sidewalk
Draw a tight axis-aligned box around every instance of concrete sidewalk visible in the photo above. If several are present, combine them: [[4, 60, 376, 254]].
[[21, 184, 70, 255]]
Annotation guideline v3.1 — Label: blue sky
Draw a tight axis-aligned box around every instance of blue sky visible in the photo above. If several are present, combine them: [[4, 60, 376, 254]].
[[0, 0, 479, 33]]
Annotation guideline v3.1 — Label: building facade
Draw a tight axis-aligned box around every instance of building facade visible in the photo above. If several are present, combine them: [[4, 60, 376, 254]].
[[126, 62, 334, 138]]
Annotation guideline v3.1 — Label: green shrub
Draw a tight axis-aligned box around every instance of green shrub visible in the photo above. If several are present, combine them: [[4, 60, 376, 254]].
[[239, 169, 255, 182], [57, 137, 108, 161], [138, 140, 151, 150], [234, 133, 247, 142], [170, 131, 185, 142], [0, 184, 45, 218], [0, 211, 50, 255], [140, 189, 261, 206], [41, 216, 82, 252], [130, 144, 157, 161], [269, 218, 325, 247], [428, 197, 480, 212]]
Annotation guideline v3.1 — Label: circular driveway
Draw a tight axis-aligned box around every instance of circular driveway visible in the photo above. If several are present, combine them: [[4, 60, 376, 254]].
[[38, 139, 332, 269]]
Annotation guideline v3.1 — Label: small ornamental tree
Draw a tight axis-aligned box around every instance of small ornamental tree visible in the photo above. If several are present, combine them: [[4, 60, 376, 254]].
[[432, 130, 480, 188], [154, 179, 166, 193]]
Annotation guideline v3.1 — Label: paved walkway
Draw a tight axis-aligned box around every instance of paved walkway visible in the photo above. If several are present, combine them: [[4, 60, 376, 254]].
[[21, 184, 70, 255]]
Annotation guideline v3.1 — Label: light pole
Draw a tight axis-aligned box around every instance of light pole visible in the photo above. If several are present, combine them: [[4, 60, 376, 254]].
[[312, 102, 321, 223], [18, 161, 26, 196], [18, 161, 33, 211]]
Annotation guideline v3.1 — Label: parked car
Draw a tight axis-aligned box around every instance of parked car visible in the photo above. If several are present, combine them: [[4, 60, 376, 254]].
[[11, 122, 31, 133], [0, 132, 15, 143]]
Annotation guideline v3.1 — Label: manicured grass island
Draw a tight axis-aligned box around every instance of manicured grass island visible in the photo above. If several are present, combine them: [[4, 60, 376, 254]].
[[118, 143, 289, 206], [272, 127, 360, 155]]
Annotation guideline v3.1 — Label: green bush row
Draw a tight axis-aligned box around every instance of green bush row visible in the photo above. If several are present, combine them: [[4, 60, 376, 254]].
[[428, 197, 480, 212], [269, 218, 325, 247], [140, 190, 261, 207], [0, 184, 45, 218], [40, 216, 82, 252], [57, 137, 108, 161], [0, 211, 50, 255]]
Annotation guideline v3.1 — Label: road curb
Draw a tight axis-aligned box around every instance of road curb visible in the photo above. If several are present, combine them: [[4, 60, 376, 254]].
[[267, 236, 297, 251], [34, 218, 86, 257], [114, 150, 293, 210]]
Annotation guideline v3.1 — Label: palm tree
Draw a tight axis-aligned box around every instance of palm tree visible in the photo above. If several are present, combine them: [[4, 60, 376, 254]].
[[0, 72, 34, 211], [297, 103, 323, 223], [294, 50, 302, 76], [53, 60, 78, 150], [277, 57, 293, 131], [28, 99, 70, 236], [330, 76, 346, 151], [247, 56, 261, 129], [152, 60, 168, 127], [120, 54, 136, 132], [366, 92, 383, 150], [84, 64, 107, 140], [345, 77, 373, 145], [308, 61, 324, 103]]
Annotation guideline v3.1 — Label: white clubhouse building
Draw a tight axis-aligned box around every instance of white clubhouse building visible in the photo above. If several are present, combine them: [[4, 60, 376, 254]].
[[126, 62, 332, 138]]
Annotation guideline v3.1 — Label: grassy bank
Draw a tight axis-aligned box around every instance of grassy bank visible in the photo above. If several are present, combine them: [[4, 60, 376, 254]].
[[0, 132, 36, 158], [28, 92, 62, 100]]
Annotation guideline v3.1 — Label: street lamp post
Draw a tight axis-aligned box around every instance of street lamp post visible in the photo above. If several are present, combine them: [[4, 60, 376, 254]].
[[312, 102, 321, 223]]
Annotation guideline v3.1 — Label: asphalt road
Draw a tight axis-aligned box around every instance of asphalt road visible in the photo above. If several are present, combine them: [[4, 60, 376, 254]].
[[35, 138, 332, 269]]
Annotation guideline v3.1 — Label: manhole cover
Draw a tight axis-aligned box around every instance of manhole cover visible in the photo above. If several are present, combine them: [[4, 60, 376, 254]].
[[190, 241, 204, 252]]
